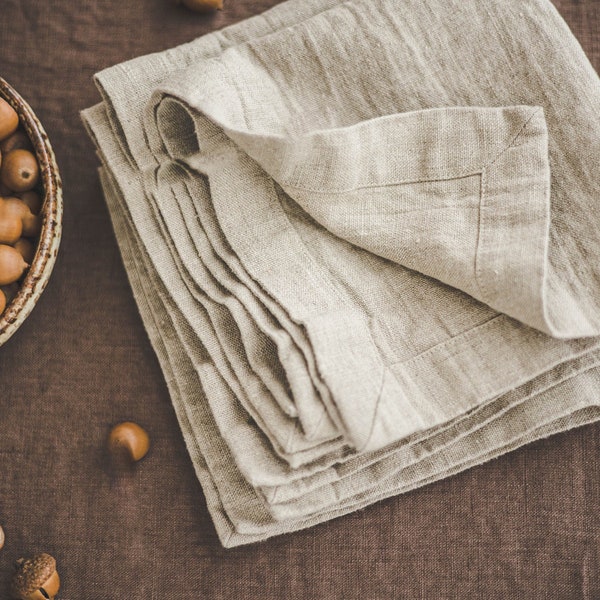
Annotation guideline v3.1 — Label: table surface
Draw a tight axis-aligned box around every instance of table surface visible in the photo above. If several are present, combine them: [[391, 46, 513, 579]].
[[0, 1, 599, 598]]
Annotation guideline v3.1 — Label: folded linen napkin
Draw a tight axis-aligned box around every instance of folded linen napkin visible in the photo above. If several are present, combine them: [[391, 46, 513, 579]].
[[82, 0, 600, 546]]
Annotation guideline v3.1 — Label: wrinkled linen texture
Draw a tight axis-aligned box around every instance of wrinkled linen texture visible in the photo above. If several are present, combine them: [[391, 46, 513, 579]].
[[82, 0, 600, 546]]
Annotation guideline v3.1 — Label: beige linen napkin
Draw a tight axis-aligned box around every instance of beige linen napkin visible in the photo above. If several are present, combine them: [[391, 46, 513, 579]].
[[83, 0, 600, 546]]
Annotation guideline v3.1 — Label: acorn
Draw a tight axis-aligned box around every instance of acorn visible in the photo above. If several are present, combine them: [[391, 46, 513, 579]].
[[108, 421, 150, 464], [11, 553, 60, 600]]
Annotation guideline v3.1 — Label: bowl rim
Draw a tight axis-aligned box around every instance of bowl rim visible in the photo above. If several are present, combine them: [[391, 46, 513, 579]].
[[0, 77, 63, 346]]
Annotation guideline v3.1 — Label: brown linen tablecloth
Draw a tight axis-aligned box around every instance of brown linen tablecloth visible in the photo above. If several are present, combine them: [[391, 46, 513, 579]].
[[0, 0, 598, 598]]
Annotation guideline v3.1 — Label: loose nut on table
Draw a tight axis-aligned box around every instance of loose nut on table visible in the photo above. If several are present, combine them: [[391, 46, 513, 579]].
[[0, 524, 5, 550], [108, 421, 150, 463], [11, 553, 60, 600]]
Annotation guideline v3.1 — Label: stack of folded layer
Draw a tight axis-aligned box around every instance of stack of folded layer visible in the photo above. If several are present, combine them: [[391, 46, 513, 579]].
[[82, 0, 600, 547]]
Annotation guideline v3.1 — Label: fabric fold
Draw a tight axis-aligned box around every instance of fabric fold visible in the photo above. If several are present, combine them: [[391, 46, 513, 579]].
[[148, 14, 600, 338], [82, 0, 600, 546], [157, 98, 555, 334]]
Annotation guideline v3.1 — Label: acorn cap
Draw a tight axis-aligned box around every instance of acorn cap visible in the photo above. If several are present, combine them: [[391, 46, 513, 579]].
[[11, 553, 56, 597]]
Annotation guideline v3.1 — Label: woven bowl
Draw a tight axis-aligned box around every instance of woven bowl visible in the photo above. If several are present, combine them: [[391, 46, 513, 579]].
[[0, 77, 62, 347]]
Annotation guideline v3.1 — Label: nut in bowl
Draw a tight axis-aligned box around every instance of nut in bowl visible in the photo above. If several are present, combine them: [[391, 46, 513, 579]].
[[0, 77, 62, 347]]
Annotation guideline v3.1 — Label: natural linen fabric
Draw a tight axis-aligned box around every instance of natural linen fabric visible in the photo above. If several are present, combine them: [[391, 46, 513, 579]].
[[82, 0, 600, 546]]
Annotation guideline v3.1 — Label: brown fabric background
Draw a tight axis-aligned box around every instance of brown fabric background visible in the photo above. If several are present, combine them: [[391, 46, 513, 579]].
[[0, 1, 598, 598]]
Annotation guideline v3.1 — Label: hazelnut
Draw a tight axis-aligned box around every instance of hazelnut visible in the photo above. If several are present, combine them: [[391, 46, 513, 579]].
[[0, 524, 5, 550], [0, 244, 28, 285], [171, 0, 224, 12], [21, 212, 42, 238], [1, 149, 39, 193], [0, 98, 19, 142], [0, 130, 32, 155], [14, 238, 35, 264], [0, 207, 23, 245], [108, 421, 150, 463], [0, 196, 42, 237], [20, 190, 42, 214], [11, 553, 60, 600]]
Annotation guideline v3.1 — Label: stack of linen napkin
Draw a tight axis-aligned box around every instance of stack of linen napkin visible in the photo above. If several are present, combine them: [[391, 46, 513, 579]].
[[82, 0, 600, 547]]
